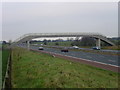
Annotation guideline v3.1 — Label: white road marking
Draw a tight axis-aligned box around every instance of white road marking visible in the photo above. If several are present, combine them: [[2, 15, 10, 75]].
[[108, 60, 116, 62], [31, 49, 120, 68]]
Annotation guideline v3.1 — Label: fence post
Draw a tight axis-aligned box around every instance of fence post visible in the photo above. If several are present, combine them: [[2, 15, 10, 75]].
[[2, 48, 12, 89]]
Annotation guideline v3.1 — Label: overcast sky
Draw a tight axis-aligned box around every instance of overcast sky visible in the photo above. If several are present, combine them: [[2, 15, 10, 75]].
[[1, 1, 118, 41]]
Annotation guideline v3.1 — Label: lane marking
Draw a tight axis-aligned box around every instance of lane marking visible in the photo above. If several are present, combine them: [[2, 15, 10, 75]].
[[108, 60, 116, 62], [31, 49, 120, 68], [64, 55, 119, 68]]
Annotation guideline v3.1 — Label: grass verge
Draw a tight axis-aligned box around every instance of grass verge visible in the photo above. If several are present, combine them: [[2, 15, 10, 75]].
[[2, 49, 10, 82], [12, 47, 119, 88], [0, 50, 2, 89]]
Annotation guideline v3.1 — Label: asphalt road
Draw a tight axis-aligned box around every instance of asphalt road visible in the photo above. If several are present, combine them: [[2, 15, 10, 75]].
[[79, 48, 119, 53], [18, 44, 119, 67], [32, 44, 120, 53]]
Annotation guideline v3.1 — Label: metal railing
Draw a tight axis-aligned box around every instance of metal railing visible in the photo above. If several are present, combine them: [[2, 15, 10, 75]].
[[14, 32, 106, 42]]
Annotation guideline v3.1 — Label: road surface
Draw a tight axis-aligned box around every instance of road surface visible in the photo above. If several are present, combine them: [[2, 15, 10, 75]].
[[18, 44, 119, 67]]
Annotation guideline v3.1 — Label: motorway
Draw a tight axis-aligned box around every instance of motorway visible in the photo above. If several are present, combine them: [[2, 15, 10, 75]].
[[19, 44, 119, 67], [78, 48, 119, 53]]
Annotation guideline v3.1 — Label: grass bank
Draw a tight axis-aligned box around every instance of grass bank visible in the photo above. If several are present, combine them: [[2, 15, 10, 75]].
[[12, 47, 119, 88], [0, 45, 10, 89], [32, 41, 72, 47], [102, 46, 120, 50], [2, 49, 10, 82], [0, 50, 2, 89]]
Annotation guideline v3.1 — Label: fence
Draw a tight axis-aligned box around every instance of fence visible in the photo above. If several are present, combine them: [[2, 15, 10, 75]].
[[2, 49, 12, 89]]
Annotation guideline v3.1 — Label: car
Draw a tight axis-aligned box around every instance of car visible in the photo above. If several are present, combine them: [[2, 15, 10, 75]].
[[38, 47, 44, 50], [72, 46, 79, 49], [61, 48, 69, 52], [40, 44, 43, 46], [92, 47, 100, 50]]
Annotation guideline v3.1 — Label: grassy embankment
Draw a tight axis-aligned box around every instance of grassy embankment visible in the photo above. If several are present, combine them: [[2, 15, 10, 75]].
[[102, 46, 120, 50], [2, 45, 10, 84], [32, 41, 72, 47], [0, 44, 10, 88], [12, 47, 119, 88], [0, 48, 2, 89]]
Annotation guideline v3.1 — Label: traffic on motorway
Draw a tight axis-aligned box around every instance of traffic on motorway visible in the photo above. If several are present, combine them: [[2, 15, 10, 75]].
[[18, 44, 119, 67], [37, 45, 119, 53]]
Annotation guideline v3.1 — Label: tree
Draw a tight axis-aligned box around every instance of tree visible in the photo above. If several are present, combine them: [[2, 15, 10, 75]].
[[43, 39, 47, 42], [80, 37, 95, 46], [55, 42, 59, 46], [2, 41, 7, 44], [71, 40, 81, 46], [44, 42, 47, 45], [43, 39, 47, 45]]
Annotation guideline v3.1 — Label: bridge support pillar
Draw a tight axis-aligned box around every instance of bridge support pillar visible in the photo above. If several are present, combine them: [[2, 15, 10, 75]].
[[27, 41, 30, 50], [96, 38, 101, 49]]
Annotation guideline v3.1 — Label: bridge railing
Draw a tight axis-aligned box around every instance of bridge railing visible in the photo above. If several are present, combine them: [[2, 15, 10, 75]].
[[14, 32, 106, 42]]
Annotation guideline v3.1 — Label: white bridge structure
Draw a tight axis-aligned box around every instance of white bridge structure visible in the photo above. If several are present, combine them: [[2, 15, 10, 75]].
[[14, 32, 115, 50]]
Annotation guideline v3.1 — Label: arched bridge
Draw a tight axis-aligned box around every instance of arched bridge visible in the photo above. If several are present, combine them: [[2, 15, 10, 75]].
[[14, 32, 115, 49]]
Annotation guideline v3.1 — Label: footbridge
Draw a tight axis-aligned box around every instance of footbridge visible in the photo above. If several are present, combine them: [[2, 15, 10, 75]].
[[14, 32, 115, 50]]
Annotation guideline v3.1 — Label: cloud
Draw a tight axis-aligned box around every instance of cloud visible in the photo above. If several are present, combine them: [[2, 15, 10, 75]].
[[2, 2, 118, 40], [3, 2, 117, 23]]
